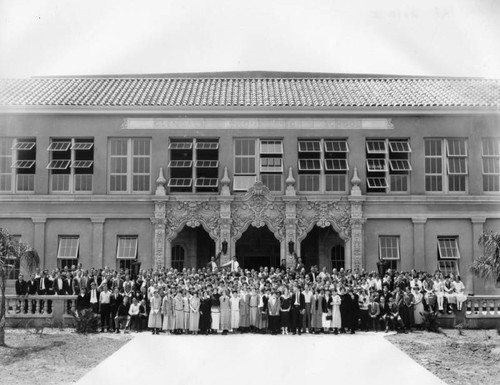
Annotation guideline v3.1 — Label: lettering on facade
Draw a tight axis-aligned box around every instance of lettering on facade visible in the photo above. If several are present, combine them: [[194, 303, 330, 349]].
[[122, 118, 394, 130]]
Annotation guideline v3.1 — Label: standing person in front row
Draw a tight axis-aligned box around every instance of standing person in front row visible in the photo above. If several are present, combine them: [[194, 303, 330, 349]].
[[310, 288, 323, 334], [173, 290, 184, 334], [189, 291, 200, 335], [162, 289, 174, 334], [230, 290, 240, 332], [280, 288, 291, 335], [331, 288, 342, 334], [267, 291, 281, 335], [199, 290, 212, 335], [148, 290, 162, 335], [219, 289, 231, 335], [290, 285, 305, 335]]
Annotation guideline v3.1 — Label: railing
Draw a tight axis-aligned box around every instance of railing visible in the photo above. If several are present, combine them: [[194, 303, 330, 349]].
[[5, 295, 77, 326], [465, 296, 500, 318]]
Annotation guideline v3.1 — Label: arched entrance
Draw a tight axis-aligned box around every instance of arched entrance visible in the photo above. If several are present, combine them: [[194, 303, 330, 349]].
[[235, 225, 280, 270], [171, 226, 215, 269], [300, 225, 345, 271]]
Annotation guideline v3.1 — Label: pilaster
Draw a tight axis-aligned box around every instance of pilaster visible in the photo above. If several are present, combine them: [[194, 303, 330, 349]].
[[470, 217, 486, 293], [412, 217, 427, 271], [90, 217, 105, 268], [32, 217, 46, 267], [151, 199, 167, 269]]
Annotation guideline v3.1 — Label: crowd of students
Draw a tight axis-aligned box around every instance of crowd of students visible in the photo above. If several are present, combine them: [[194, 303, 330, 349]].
[[14, 256, 468, 335]]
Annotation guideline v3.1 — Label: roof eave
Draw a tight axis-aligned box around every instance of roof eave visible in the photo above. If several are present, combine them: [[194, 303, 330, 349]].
[[0, 105, 499, 116]]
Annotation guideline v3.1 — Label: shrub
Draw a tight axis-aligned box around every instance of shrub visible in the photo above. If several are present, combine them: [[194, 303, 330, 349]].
[[71, 308, 100, 334]]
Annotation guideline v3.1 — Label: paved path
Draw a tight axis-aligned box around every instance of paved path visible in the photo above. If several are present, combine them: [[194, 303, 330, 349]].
[[76, 332, 446, 385]]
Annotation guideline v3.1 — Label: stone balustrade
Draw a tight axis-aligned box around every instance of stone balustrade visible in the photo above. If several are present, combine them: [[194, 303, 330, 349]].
[[465, 295, 500, 318]]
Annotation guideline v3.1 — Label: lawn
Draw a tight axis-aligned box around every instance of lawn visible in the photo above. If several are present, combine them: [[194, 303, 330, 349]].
[[0, 329, 133, 385], [387, 329, 500, 385]]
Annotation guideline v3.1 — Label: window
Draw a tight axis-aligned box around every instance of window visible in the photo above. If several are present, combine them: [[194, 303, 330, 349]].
[[379, 236, 400, 271], [425, 138, 468, 193], [437, 237, 460, 276], [109, 138, 150, 193], [234, 139, 283, 192], [331, 245, 345, 271], [117, 236, 138, 271], [482, 138, 500, 192], [48, 138, 94, 193], [0, 138, 36, 193], [57, 236, 79, 270], [171, 245, 185, 271], [366, 139, 411, 193], [169, 138, 219, 193], [6, 235, 21, 279], [298, 139, 349, 193]]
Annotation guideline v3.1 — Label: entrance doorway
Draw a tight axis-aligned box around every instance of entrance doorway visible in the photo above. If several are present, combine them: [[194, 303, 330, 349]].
[[300, 226, 344, 271], [171, 226, 215, 269], [235, 225, 280, 270]]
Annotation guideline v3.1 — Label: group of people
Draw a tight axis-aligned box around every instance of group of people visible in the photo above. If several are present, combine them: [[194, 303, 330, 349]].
[[14, 255, 468, 335]]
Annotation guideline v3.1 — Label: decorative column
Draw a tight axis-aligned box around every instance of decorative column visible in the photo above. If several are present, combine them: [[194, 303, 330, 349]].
[[90, 217, 105, 268], [470, 217, 486, 294], [412, 217, 427, 271], [32, 217, 46, 267], [217, 167, 233, 265], [348, 168, 366, 270], [284, 167, 299, 267], [151, 168, 167, 269]]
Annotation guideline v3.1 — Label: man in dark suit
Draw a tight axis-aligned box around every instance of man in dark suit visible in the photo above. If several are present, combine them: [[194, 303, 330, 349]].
[[53, 272, 67, 295], [76, 287, 91, 315], [294, 257, 305, 273], [15, 274, 28, 313], [110, 287, 123, 331], [345, 288, 359, 334], [88, 282, 100, 314], [290, 285, 305, 335]]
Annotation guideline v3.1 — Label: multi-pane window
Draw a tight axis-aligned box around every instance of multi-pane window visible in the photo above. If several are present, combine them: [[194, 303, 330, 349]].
[[0, 138, 36, 193], [48, 138, 94, 193], [168, 138, 219, 193], [117, 236, 138, 271], [330, 245, 345, 271], [379, 236, 400, 270], [425, 138, 468, 193], [57, 236, 79, 270], [437, 237, 460, 275], [298, 139, 349, 193], [171, 245, 185, 271], [482, 138, 500, 192], [109, 138, 151, 193], [366, 139, 411, 193], [234, 139, 283, 192]]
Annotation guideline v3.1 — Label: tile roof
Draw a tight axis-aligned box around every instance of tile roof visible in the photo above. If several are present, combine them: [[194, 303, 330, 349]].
[[0, 76, 499, 108]]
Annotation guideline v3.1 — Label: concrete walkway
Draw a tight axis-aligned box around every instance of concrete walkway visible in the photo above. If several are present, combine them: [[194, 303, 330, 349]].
[[76, 332, 446, 385]]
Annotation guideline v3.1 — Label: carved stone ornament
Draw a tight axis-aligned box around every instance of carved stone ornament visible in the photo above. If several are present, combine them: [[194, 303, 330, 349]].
[[296, 200, 351, 242], [231, 181, 286, 241], [165, 201, 219, 241]]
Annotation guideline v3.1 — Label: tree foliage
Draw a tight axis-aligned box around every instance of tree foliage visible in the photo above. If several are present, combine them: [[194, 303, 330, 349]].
[[469, 230, 500, 281]]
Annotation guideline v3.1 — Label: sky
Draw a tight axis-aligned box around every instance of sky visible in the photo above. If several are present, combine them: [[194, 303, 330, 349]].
[[0, 0, 499, 78]]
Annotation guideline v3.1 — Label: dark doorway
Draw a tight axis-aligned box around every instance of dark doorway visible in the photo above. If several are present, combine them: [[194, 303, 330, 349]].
[[300, 226, 344, 271], [171, 226, 215, 269], [235, 225, 280, 270]]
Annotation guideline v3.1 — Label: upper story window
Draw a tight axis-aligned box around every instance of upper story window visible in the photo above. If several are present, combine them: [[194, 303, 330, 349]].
[[297, 139, 349, 193], [234, 138, 283, 192], [366, 139, 411, 193], [437, 236, 460, 275], [0, 138, 36, 193], [109, 138, 150, 193], [482, 138, 500, 192], [57, 236, 79, 269], [424, 138, 467, 193], [168, 138, 219, 193], [48, 138, 94, 193]]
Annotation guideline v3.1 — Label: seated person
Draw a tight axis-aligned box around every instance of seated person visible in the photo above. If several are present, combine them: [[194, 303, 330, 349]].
[[114, 296, 130, 333]]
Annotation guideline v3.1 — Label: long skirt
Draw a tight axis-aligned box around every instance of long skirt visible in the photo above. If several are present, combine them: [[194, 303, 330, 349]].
[[268, 315, 280, 332], [174, 309, 184, 329], [249, 307, 259, 327], [220, 308, 231, 330], [414, 302, 425, 325], [332, 305, 342, 329], [211, 308, 221, 330], [322, 313, 331, 328], [184, 311, 190, 330], [231, 310, 240, 329], [148, 311, 162, 328], [311, 311, 322, 329], [189, 311, 200, 331], [257, 310, 268, 329], [162, 313, 174, 330], [240, 311, 250, 327], [445, 293, 456, 304], [401, 305, 414, 328], [280, 311, 290, 328]]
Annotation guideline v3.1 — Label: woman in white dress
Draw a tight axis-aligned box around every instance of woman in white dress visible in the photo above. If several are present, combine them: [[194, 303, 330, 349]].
[[413, 287, 425, 327], [322, 290, 332, 333], [189, 291, 200, 334], [148, 290, 162, 335], [433, 274, 445, 311], [230, 290, 240, 332], [331, 288, 342, 334], [453, 276, 467, 311], [161, 290, 174, 333]]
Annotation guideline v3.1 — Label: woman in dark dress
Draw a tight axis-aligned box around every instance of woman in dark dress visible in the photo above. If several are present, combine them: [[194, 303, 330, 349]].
[[280, 287, 291, 335], [199, 290, 212, 335]]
